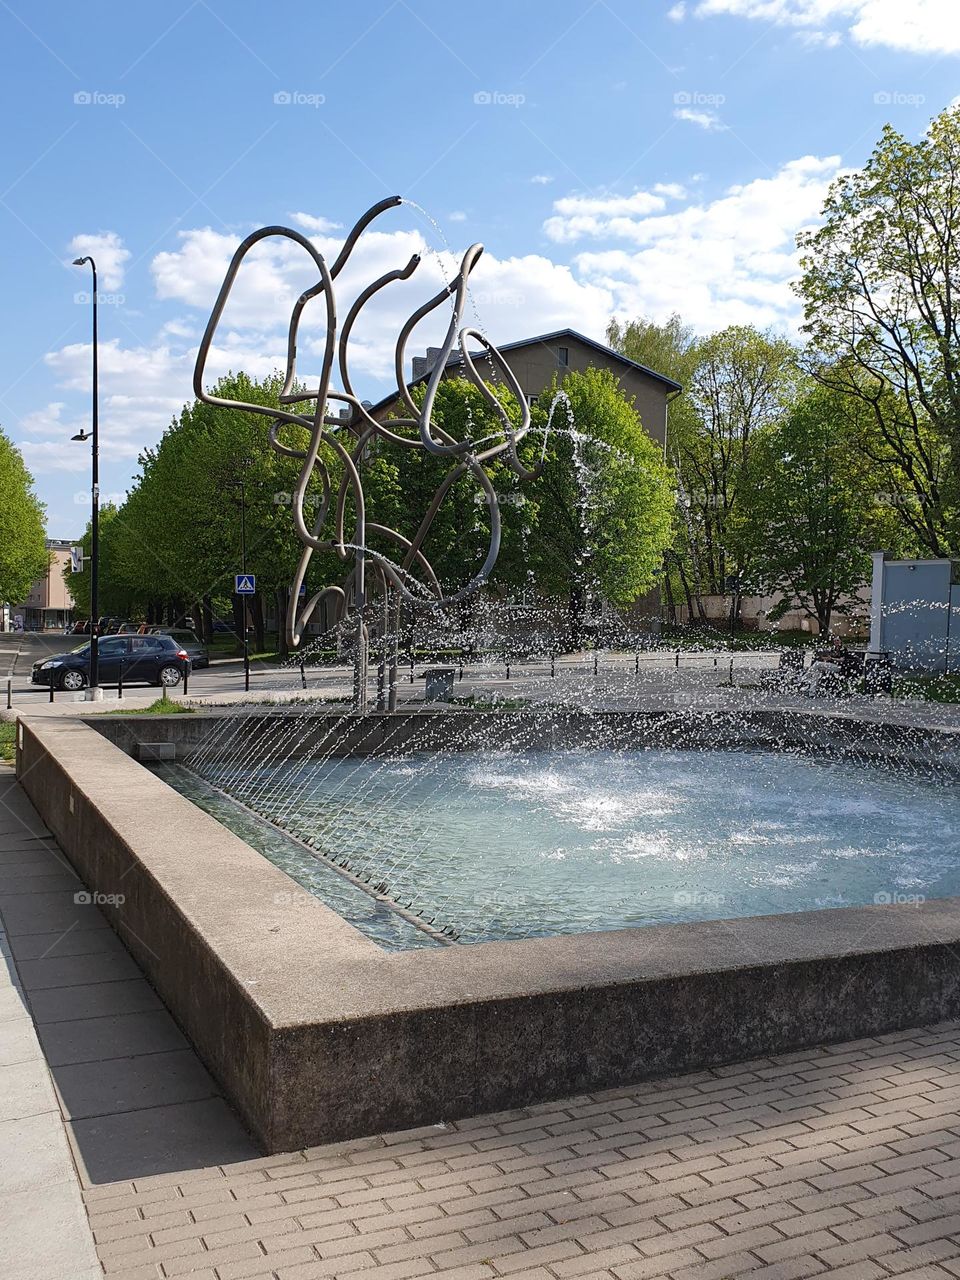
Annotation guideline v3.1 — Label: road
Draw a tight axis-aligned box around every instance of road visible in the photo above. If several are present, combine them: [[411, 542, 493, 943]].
[[0, 632, 785, 716]]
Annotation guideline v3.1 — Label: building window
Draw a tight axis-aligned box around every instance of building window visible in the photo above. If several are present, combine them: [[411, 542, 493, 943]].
[[525, 393, 539, 407], [557, 346, 569, 367]]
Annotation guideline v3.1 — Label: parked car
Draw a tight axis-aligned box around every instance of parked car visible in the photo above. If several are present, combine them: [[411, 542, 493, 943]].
[[212, 620, 238, 635], [150, 627, 209, 669], [31, 634, 191, 691]]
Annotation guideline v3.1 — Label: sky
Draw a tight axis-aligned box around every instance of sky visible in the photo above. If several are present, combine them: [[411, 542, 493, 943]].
[[2, 0, 959, 538]]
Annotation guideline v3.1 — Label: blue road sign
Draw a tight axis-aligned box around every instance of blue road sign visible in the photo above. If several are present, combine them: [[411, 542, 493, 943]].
[[235, 573, 256, 594]]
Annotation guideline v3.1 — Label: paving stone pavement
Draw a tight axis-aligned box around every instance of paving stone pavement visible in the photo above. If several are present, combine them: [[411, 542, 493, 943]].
[[6, 764, 960, 1278]]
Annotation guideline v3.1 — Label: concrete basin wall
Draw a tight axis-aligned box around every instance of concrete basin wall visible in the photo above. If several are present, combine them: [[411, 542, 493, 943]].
[[17, 712, 960, 1152]]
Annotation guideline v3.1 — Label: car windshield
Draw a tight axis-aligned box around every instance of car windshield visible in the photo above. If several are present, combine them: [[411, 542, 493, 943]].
[[70, 643, 90, 655]]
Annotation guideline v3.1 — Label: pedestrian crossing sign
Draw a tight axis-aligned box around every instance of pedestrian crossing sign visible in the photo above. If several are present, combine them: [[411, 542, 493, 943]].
[[235, 574, 256, 594]]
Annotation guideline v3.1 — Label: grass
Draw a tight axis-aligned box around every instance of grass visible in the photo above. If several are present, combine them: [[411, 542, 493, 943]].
[[95, 697, 195, 716], [890, 673, 960, 703], [0, 720, 14, 763]]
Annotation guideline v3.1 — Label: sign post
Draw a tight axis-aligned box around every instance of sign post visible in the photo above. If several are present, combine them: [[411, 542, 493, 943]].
[[235, 573, 255, 691]]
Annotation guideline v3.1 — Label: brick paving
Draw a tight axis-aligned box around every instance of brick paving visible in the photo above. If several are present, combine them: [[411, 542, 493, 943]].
[[82, 1023, 960, 1280]]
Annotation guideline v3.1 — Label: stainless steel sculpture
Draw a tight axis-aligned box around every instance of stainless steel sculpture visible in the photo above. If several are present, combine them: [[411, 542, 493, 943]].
[[193, 196, 544, 711]]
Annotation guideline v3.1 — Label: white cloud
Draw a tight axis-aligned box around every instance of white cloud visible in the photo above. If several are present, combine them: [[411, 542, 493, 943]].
[[67, 231, 130, 291], [448, 210, 467, 222], [530, 174, 554, 185], [686, 0, 960, 55], [31, 160, 843, 494], [674, 107, 727, 130], [668, 2, 687, 17], [289, 212, 342, 233], [548, 155, 842, 331]]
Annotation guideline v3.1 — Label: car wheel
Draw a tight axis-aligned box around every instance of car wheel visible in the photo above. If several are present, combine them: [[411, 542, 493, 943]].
[[158, 665, 182, 687], [60, 669, 86, 691]]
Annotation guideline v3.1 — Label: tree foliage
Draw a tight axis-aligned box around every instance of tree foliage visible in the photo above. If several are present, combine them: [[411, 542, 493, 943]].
[[0, 428, 48, 606], [796, 103, 960, 557], [735, 386, 904, 634]]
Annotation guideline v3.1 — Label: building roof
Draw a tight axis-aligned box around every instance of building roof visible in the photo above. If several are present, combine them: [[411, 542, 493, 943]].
[[367, 327, 683, 417]]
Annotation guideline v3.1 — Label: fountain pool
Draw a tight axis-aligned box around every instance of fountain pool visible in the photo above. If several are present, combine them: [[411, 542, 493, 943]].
[[175, 746, 960, 945]]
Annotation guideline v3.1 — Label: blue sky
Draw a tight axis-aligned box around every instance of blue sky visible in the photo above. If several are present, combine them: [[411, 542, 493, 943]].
[[2, 0, 958, 537]]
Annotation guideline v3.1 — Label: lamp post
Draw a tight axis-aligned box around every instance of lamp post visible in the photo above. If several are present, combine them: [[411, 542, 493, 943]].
[[228, 459, 253, 693], [71, 256, 100, 699]]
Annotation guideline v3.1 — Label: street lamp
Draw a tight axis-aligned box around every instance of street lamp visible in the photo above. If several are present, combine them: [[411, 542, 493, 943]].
[[72, 255, 100, 698]]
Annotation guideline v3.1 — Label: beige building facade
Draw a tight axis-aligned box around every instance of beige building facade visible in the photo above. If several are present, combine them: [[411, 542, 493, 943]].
[[12, 540, 76, 631], [375, 328, 682, 448]]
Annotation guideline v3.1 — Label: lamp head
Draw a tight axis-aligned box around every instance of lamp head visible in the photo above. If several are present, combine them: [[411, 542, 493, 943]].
[[72, 256, 91, 267], [71, 430, 90, 442]]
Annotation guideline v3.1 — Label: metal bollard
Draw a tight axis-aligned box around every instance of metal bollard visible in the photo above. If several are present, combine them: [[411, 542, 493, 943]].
[[182, 665, 188, 697], [675, 651, 680, 668], [49, 679, 55, 703], [5, 676, 11, 710], [729, 658, 735, 685], [300, 659, 307, 690], [594, 651, 599, 676], [505, 661, 510, 680], [551, 653, 556, 678], [117, 667, 123, 700], [635, 652, 639, 674], [409, 657, 415, 684]]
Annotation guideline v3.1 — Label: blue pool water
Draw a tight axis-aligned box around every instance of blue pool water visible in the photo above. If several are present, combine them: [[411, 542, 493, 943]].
[[171, 747, 960, 947]]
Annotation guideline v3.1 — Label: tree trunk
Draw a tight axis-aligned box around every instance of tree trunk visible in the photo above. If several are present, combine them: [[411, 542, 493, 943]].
[[201, 595, 214, 644], [252, 594, 265, 652], [661, 554, 677, 625], [276, 588, 289, 659], [231, 594, 245, 646]]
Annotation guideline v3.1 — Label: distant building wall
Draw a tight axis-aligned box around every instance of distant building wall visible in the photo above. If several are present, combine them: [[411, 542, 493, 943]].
[[674, 592, 870, 638], [13, 541, 76, 631]]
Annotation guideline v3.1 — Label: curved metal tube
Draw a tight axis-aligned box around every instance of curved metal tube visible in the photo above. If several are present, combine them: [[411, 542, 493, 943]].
[[192, 199, 544, 651]]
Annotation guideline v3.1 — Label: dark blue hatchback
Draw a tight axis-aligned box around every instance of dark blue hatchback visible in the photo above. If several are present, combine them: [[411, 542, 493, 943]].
[[31, 634, 191, 691]]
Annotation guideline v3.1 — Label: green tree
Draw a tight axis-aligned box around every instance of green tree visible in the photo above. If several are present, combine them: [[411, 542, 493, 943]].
[[62, 503, 134, 620], [607, 313, 701, 622], [526, 366, 675, 638], [736, 386, 903, 635], [796, 103, 960, 558], [107, 373, 317, 649], [679, 326, 801, 626], [0, 428, 48, 607]]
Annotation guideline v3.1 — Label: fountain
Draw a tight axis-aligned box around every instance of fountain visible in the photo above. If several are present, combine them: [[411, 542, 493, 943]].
[[15, 200, 960, 1152]]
